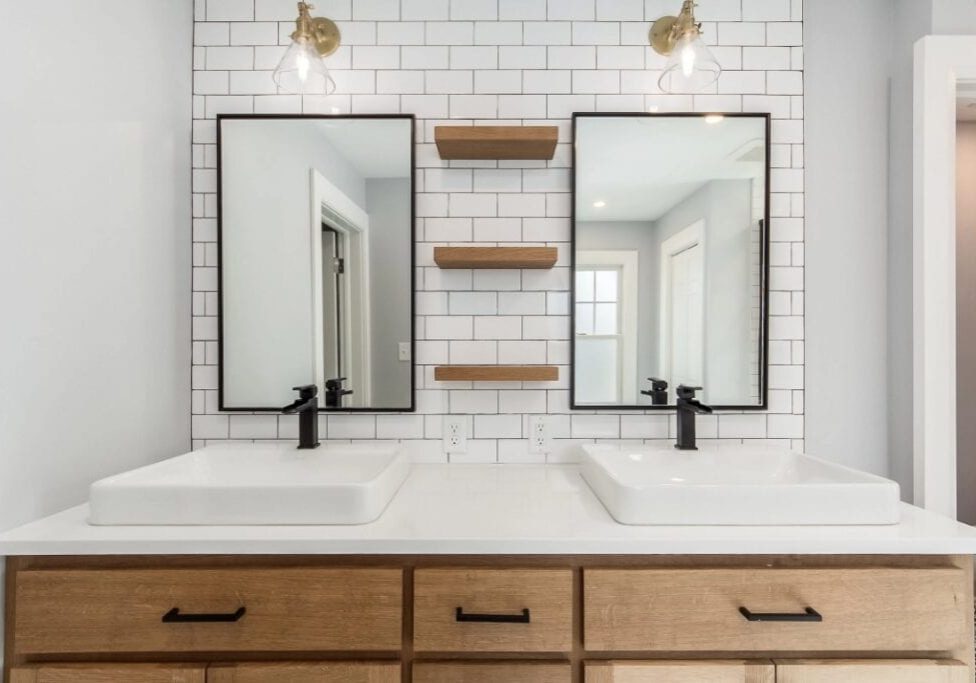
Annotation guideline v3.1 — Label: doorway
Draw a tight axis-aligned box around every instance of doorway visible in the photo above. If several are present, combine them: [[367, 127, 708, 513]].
[[956, 85, 976, 524], [321, 225, 344, 382], [660, 221, 705, 394], [912, 36, 976, 517]]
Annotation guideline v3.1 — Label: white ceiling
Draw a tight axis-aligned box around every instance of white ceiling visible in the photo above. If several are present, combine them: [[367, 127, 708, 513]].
[[315, 120, 412, 178], [576, 117, 766, 222]]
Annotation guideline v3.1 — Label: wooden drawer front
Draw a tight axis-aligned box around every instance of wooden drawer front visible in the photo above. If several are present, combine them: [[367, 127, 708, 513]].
[[583, 568, 968, 652], [585, 661, 773, 683], [13, 568, 402, 655], [413, 569, 572, 652], [774, 659, 969, 682], [207, 662, 400, 683], [10, 664, 206, 683], [413, 662, 571, 683]]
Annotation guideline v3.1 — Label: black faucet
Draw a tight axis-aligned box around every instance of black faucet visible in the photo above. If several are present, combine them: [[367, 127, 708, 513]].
[[324, 377, 353, 409], [675, 385, 713, 451], [641, 377, 669, 405], [282, 384, 320, 449]]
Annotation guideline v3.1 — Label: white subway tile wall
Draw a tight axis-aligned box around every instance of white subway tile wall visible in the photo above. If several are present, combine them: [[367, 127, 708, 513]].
[[192, 0, 805, 461]]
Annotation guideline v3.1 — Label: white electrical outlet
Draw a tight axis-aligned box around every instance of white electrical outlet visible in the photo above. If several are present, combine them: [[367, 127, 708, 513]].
[[443, 417, 467, 454], [529, 416, 550, 454], [398, 342, 411, 361]]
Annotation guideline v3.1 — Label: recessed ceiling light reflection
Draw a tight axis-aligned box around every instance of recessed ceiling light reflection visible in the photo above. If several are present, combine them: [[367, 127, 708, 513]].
[[705, 114, 725, 124], [593, 200, 606, 208]]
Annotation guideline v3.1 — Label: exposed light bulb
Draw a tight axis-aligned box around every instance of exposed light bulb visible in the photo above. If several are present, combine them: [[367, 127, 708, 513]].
[[296, 50, 310, 82], [273, 39, 335, 95], [658, 31, 721, 94], [681, 43, 696, 78]]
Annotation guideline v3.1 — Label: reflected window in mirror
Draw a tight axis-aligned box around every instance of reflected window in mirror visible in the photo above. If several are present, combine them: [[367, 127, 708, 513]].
[[218, 115, 415, 411], [572, 113, 769, 409]]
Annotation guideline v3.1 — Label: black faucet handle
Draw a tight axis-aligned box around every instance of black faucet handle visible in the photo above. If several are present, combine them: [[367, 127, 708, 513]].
[[647, 377, 668, 391], [291, 384, 318, 398], [324, 377, 348, 390], [676, 384, 703, 399]]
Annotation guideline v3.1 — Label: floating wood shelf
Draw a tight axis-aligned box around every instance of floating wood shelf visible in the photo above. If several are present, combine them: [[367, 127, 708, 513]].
[[435, 365, 560, 382], [434, 125, 559, 160], [434, 246, 558, 269]]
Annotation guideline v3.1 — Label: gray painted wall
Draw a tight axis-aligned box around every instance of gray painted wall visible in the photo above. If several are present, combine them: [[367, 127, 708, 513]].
[[0, 0, 193, 660], [365, 178, 413, 408], [807, 0, 976, 496], [805, 0, 893, 478]]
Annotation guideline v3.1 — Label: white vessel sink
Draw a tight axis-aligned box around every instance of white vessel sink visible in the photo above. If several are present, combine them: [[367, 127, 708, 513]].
[[580, 443, 901, 525], [89, 443, 409, 525]]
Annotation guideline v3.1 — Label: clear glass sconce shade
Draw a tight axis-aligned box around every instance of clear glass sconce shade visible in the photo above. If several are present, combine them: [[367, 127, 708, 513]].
[[272, 39, 336, 95], [658, 32, 721, 93]]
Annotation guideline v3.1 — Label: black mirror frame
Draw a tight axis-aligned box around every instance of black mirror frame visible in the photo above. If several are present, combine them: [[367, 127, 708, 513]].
[[215, 113, 417, 413], [570, 112, 772, 411]]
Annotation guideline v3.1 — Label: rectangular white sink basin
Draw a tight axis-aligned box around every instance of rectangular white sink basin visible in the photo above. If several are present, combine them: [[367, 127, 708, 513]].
[[89, 443, 409, 525], [580, 443, 901, 525]]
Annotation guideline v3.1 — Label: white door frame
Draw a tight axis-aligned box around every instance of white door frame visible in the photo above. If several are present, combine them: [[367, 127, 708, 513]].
[[659, 220, 706, 391], [913, 36, 976, 516], [310, 169, 372, 407], [576, 250, 640, 404]]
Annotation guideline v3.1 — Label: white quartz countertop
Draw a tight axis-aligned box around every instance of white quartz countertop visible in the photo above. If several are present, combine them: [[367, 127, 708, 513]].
[[2, 464, 976, 556]]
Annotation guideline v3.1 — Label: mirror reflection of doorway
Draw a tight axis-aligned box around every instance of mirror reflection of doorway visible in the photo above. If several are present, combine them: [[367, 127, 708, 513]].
[[321, 224, 344, 382], [956, 83, 976, 524], [660, 221, 705, 393]]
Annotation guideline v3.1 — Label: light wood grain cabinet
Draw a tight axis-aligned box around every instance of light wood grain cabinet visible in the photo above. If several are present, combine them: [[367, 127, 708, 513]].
[[9, 664, 206, 683], [4, 557, 973, 682], [774, 659, 970, 682], [585, 661, 774, 682], [583, 567, 969, 653], [13, 568, 402, 655], [413, 568, 573, 652], [413, 662, 571, 682], [206, 662, 400, 683]]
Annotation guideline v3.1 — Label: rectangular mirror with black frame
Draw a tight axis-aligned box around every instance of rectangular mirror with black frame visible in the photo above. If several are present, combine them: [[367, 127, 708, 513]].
[[572, 112, 770, 410], [218, 114, 415, 412]]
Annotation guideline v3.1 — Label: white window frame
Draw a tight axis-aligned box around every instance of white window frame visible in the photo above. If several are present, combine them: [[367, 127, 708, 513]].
[[576, 250, 639, 404]]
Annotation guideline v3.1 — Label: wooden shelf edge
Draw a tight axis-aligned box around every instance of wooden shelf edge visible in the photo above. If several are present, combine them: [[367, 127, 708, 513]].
[[434, 125, 559, 160], [434, 365, 560, 382], [433, 246, 558, 269]]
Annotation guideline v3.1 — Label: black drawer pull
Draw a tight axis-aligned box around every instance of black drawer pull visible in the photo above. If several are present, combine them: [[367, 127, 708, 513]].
[[162, 606, 246, 623], [455, 607, 530, 624], [739, 606, 822, 622]]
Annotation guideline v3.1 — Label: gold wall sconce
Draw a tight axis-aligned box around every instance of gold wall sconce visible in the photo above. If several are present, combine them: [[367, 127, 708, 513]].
[[649, 0, 722, 93], [272, 2, 341, 95]]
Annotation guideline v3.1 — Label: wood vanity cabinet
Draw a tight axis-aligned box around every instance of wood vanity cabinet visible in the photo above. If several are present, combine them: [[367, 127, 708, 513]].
[[4, 556, 973, 683], [206, 662, 400, 682], [773, 659, 969, 682], [584, 660, 775, 682], [9, 664, 207, 683]]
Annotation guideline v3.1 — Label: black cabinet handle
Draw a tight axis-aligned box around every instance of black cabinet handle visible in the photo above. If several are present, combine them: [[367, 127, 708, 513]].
[[738, 606, 822, 622], [455, 607, 530, 624], [162, 606, 246, 623]]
